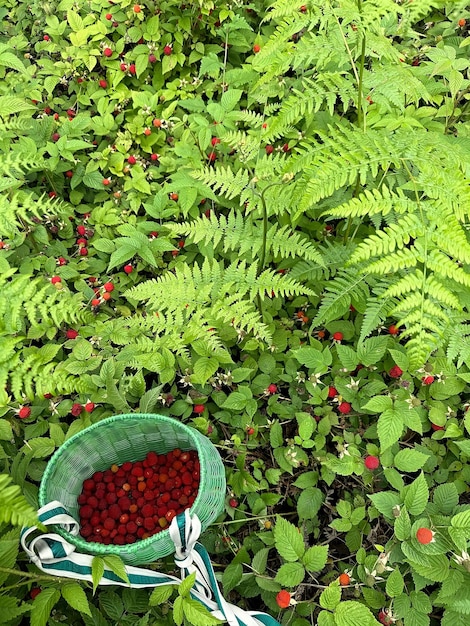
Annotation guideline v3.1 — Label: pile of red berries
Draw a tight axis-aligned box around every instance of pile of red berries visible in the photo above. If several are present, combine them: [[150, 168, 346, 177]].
[[77, 449, 200, 545]]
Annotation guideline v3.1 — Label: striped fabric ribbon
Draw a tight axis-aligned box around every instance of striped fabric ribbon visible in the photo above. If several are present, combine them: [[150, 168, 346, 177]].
[[21, 501, 281, 626]]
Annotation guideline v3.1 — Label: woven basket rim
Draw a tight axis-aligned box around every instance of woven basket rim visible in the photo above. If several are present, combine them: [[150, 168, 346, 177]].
[[39, 413, 216, 555]]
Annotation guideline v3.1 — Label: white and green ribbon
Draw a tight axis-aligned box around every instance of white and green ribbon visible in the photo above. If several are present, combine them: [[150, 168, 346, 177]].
[[21, 502, 281, 626]]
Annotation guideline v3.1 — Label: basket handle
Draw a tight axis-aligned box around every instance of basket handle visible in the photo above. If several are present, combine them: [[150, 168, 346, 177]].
[[21, 502, 282, 626]]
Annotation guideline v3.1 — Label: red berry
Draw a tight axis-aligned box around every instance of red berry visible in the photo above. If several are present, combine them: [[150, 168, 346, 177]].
[[120, 63, 127, 71], [163, 45, 172, 55], [71, 403, 82, 416], [170, 192, 179, 201], [80, 247, 88, 256], [103, 47, 112, 57], [99, 79, 108, 88], [193, 404, 205, 414], [133, 4, 141, 12], [51, 133, 60, 142], [102, 178, 111, 186], [91, 298, 101, 307], [282, 143, 289, 152], [338, 572, 351, 586], [150, 153, 159, 161], [338, 402, 351, 414], [149, 54, 157, 63], [105, 13, 112, 19], [18, 406, 31, 419], [265, 144, 274, 155], [30, 587, 42, 600], [388, 365, 403, 379], [246, 426, 255, 436], [207, 151, 217, 162], [129, 63, 136, 74], [253, 44, 261, 53], [267, 383, 277, 394], [66, 329, 79, 340], [332, 331, 343, 341], [422, 375, 434, 385], [328, 386, 338, 398], [48, 191, 57, 198], [276, 590, 291, 609], [431, 423, 444, 431], [128, 155, 136, 165], [76, 225, 86, 236], [378, 611, 393, 626], [458, 18, 466, 27], [300, 4, 307, 12], [211, 137, 220, 146], [416, 527, 434, 544], [229, 498, 238, 508], [51, 276, 61, 284], [364, 455, 380, 470], [388, 324, 399, 335], [84, 402, 95, 413], [103, 282, 114, 292], [123, 264, 133, 274]]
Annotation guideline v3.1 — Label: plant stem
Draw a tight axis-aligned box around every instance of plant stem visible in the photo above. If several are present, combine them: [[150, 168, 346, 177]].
[[0, 566, 67, 585]]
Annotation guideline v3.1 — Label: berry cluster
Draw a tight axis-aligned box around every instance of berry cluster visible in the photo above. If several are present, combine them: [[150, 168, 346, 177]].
[[77, 449, 200, 545]]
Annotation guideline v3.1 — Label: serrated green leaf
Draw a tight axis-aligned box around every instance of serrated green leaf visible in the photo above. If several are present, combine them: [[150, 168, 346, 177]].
[[61, 582, 92, 617], [386, 568, 404, 597], [318, 610, 336, 626], [362, 396, 393, 413], [369, 491, 401, 519], [361, 587, 386, 610], [270, 421, 284, 448], [0, 419, 13, 441], [275, 561, 305, 586], [394, 506, 411, 540], [451, 509, 470, 531], [403, 473, 429, 516], [222, 563, 243, 594], [433, 483, 459, 515], [102, 555, 130, 585], [92, 556, 105, 594], [302, 545, 328, 572], [31, 588, 61, 626], [319, 583, 342, 610], [297, 487, 323, 520], [192, 357, 219, 383], [407, 554, 449, 582], [0, 596, 30, 622], [252, 547, 270, 574], [377, 409, 404, 451], [273, 516, 305, 562], [178, 571, 196, 597], [149, 584, 176, 606], [333, 600, 378, 626], [394, 449, 428, 472], [173, 596, 184, 626], [21, 437, 55, 458], [183, 598, 224, 625]]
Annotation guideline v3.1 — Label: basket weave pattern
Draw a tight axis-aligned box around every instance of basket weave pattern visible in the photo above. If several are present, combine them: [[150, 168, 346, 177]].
[[39, 414, 226, 565]]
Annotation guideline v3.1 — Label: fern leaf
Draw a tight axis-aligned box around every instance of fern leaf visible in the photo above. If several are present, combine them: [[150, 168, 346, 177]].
[[0, 474, 39, 528]]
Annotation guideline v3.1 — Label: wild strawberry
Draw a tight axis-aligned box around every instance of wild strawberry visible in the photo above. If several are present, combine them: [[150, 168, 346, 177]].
[[51, 276, 61, 284], [149, 54, 157, 63], [388, 365, 403, 378], [71, 403, 83, 416], [76, 225, 87, 236], [77, 238, 87, 247], [378, 610, 393, 626], [105, 13, 112, 20], [80, 247, 88, 256], [338, 572, 351, 586], [388, 324, 399, 335], [123, 264, 133, 274], [99, 79, 108, 88], [102, 292, 112, 301], [103, 47, 112, 57], [276, 590, 291, 609], [228, 498, 238, 508], [51, 133, 60, 142], [265, 144, 274, 155], [120, 63, 127, 71], [338, 402, 351, 414], [65, 170, 73, 178], [133, 4, 141, 12], [17, 406, 31, 419], [48, 191, 57, 198], [143, 128, 151, 136], [66, 329, 79, 340], [422, 375, 434, 385], [300, 4, 307, 12], [30, 588, 42, 600], [84, 402, 95, 413], [458, 18, 466, 27], [416, 527, 434, 544], [211, 137, 221, 146], [364, 455, 380, 470], [267, 384, 277, 394], [128, 63, 136, 74], [153, 118, 162, 127], [163, 45, 172, 55], [103, 282, 114, 292], [150, 153, 159, 161], [282, 143, 289, 152], [177, 240, 185, 248], [91, 298, 101, 307], [102, 178, 111, 186], [207, 151, 217, 162], [193, 404, 205, 414], [170, 192, 178, 201], [328, 386, 338, 398], [431, 423, 444, 431], [253, 44, 261, 53], [332, 331, 343, 341], [246, 426, 255, 436]]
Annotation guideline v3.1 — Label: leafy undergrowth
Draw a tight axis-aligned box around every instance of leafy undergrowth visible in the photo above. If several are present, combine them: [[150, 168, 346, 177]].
[[1, 0, 470, 625]]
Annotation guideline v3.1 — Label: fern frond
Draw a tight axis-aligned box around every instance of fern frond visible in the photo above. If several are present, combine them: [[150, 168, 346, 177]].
[[350, 215, 423, 264], [0, 474, 39, 528], [359, 281, 397, 341], [312, 269, 371, 326], [191, 166, 250, 201]]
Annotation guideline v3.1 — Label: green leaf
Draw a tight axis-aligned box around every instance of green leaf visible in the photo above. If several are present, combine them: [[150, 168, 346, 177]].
[[0, 596, 30, 622], [388, 349, 409, 371], [433, 483, 459, 515], [386, 568, 404, 598], [273, 516, 305, 562], [31, 588, 61, 626], [297, 487, 324, 520], [67, 9, 83, 31], [406, 554, 449, 582], [221, 89, 243, 112], [377, 409, 404, 450], [0, 529, 20, 586], [319, 583, 341, 610], [0, 96, 35, 115], [270, 421, 284, 448], [61, 582, 92, 617], [361, 588, 386, 610], [178, 571, 196, 597], [394, 506, 412, 541], [192, 357, 219, 383], [103, 555, 130, 585], [149, 585, 175, 605], [222, 392, 247, 411], [222, 562, 243, 594], [403, 473, 429, 516], [302, 545, 328, 572], [368, 491, 401, 519], [0, 419, 13, 441], [333, 600, 379, 626], [182, 598, 223, 625], [336, 344, 359, 370], [22, 437, 55, 458], [451, 509, 470, 531], [275, 562, 305, 586], [394, 449, 428, 472], [362, 396, 393, 413], [92, 556, 105, 594], [293, 346, 331, 372], [318, 611, 337, 626], [252, 548, 270, 575], [173, 596, 184, 626]]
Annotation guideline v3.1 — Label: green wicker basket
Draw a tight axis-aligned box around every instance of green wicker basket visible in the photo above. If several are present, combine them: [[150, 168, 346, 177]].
[[38, 414, 226, 565]]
